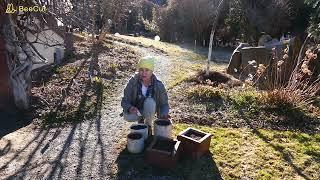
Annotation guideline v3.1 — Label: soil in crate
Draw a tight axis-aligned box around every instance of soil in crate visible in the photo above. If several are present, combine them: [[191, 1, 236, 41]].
[[155, 120, 170, 126], [153, 139, 175, 152], [131, 125, 147, 130], [185, 131, 205, 141], [128, 133, 142, 139]]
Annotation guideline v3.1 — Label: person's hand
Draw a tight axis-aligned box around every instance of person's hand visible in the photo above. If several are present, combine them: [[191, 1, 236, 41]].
[[160, 114, 170, 120], [129, 106, 139, 114]]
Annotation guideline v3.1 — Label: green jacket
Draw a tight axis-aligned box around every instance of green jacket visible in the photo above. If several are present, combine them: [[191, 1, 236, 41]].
[[121, 73, 169, 117]]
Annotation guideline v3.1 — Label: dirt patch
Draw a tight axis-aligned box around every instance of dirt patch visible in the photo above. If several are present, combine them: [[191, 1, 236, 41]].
[[153, 139, 175, 152], [189, 134, 202, 140], [155, 120, 171, 126], [128, 133, 142, 139], [169, 81, 320, 133], [131, 125, 147, 130], [185, 131, 205, 141], [30, 41, 140, 126]]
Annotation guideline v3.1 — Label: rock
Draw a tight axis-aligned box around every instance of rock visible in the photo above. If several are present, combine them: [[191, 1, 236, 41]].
[[227, 43, 250, 74], [241, 46, 271, 76], [227, 51, 241, 74], [258, 34, 272, 46]]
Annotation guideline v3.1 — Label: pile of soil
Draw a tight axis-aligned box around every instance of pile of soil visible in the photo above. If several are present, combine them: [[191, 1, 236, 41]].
[[190, 70, 241, 87], [131, 125, 147, 130], [197, 70, 230, 83], [185, 131, 205, 141], [128, 133, 142, 139], [155, 120, 171, 126]]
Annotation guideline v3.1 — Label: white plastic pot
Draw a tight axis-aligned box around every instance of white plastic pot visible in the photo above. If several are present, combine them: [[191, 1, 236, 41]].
[[127, 132, 144, 154], [154, 119, 172, 138], [130, 124, 148, 140]]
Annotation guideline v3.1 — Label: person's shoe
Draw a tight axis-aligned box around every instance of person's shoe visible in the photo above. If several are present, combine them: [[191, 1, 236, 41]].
[[147, 125, 152, 136], [138, 117, 144, 124]]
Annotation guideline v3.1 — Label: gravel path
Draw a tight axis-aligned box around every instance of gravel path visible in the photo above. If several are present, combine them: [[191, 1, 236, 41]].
[[0, 43, 173, 179], [0, 80, 129, 179]]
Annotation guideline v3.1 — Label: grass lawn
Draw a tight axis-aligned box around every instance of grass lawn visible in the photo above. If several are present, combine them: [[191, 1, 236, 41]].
[[113, 124, 319, 179], [174, 124, 320, 180]]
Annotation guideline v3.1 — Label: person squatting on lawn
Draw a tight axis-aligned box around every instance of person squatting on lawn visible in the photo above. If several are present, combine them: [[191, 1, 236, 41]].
[[121, 56, 170, 135]]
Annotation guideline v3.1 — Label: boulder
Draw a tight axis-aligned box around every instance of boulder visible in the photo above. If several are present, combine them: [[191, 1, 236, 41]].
[[258, 34, 272, 46], [241, 46, 271, 76], [227, 43, 250, 74]]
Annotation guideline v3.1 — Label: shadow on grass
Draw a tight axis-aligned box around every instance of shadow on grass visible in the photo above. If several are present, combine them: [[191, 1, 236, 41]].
[[238, 109, 313, 180], [46, 78, 107, 179], [40, 59, 89, 126], [31, 51, 91, 87], [43, 81, 93, 126], [289, 133, 320, 163], [264, 104, 320, 133], [34, 42, 114, 126], [229, 92, 320, 133], [115, 147, 222, 179]]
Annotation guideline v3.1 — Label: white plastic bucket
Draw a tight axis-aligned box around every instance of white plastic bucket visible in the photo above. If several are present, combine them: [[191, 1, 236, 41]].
[[127, 132, 144, 154], [154, 119, 172, 138], [130, 124, 148, 140]]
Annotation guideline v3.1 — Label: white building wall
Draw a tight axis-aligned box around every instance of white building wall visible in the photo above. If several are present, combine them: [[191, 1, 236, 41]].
[[27, 28, 65, 70]]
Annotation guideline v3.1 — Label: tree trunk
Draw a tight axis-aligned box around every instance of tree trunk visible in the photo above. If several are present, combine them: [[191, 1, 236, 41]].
[[206, 0, 225, 75], [2, 14, 34, 110], [0, 13, 11, 110], [88, 0, 111, 80]]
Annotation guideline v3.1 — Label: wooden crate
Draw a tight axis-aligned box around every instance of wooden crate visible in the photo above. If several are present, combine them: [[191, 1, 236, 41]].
[[145, 136, 181, 169], [177, 127, 212, 160]]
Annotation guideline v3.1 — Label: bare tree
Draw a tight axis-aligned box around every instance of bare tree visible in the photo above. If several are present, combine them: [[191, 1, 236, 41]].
[[240, 0, 293, 37], [1, 0, 141, 110], [206, 0, 225, 75], [181, 0, 215, 42], [1, 0, 65, 110], [86, 0, 142, 79]]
